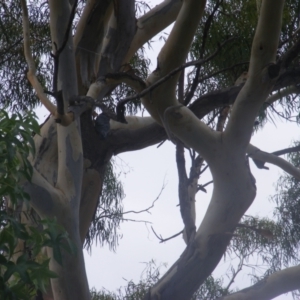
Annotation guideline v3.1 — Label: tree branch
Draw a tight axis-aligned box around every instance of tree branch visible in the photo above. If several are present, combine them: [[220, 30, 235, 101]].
[[247, 144, 300, 180], [279, 29, 300, 69], [124, 0, 183, 62], [184, 0, 223, 105], [108, 65, 300, 157], [21, 0, 56, 115], [116, 38, 234, 123], [176, 142, 196, 243], [151, 226, 183, 243], [224, 0, 285, 148], [74, 0, 114, 88], [49, 0, 83, 200], [51, 0, 78, 95], [265, 85, 300, 106], [22, 168, 60, 218], [219, 265, 300, 300], [272, 144, 300, 156]]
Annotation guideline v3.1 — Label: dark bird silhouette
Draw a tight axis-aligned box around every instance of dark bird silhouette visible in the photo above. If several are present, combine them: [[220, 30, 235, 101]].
[[95, 113, 110, 140]]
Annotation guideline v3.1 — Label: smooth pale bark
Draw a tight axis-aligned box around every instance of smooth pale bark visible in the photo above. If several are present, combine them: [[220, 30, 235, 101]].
[[74, 0, 182, 244], [219, 265, 300, 300], [224, 0, 285, 149], [21, 0, 56, 115], [74, 0, 186, 245], [29, 116, 58, 186], [177, 146, 201, 244], [75, 0, 114, 89], [266, 85, 300, 105], [247, 144, 300, 179], [143, 0, 207, 123], [47, 1, 90, 299], [140, 1, 285, 299], [124, 0, 182, 62], [110, 116, 155, 130], [147, 154, 256, 300], [20, 0, 300, 298], [83, 0, 182, 101]]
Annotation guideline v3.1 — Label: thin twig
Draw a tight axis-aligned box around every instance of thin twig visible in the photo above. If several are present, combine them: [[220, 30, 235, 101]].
[[199, 164, 209, 175], [115, 37, 235, 122], [151, 226, 183, 243], [198, 61, 249, 83], [184, 0, 223, 106], [224, 258, 244, 292], [197, 180, 213, 193], [122, 184, 165, 215]]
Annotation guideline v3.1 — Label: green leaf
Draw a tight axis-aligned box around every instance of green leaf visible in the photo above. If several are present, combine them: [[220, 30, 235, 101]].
[[0, 228, 17, 257], [0, 254, 7, 265]]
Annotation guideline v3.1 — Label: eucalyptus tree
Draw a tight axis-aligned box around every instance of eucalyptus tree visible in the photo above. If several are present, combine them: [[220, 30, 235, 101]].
[[2, 0, 300, 299]]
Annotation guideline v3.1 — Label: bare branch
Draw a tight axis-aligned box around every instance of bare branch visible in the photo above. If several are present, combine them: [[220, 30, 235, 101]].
[[153, 0, 206, 80], [51, 0, 78, 94], [219, 265, 300, 300], [224, 258, 244, 293], [100, 72, 146, 123], [197, 180, 213, 193], [184, 65, 201, 105], [122, 185, 164, 215], [176, 142, 196, 243], [178, 69, 185, 104], [279, 29, 300, 69], [184, 0, 223, 106], [117, 38, 235, 123], [247, 144, 300, 180], [151, 226, 183, 243], [198, 61, 249, 83], [224, 0, 285, 148], [109, 65, 300, 157], [21, 0, 76, 126], [125, 0, 183, 62], [21, 0, 56, 115], [265, 85, 300, 106], [272, 144, 300, 156]]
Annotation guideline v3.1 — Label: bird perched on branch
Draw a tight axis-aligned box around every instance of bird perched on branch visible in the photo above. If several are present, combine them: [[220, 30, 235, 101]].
[[95, 113, 110, 140]]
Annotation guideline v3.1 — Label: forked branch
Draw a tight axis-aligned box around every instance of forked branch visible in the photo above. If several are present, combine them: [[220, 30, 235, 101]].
[[247, 144, 300, 180], [21, 0, 56, 115], [219, 265, 300, 300], [176, 142, 196, 243], [21, 0, 75, 126]]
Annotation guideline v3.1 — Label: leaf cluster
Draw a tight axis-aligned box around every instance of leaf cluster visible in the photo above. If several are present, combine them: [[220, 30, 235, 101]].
[[90, 260, 230, 300], [0, 1, 52, 111], [187, 0, 300, 128], [0, 109, 39, 205], [85, 159, 125, 251], [0, 109, 74, 299]]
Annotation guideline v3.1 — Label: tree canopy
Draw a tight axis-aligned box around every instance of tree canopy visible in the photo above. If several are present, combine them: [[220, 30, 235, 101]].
[[1, 0, 300, 299]]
